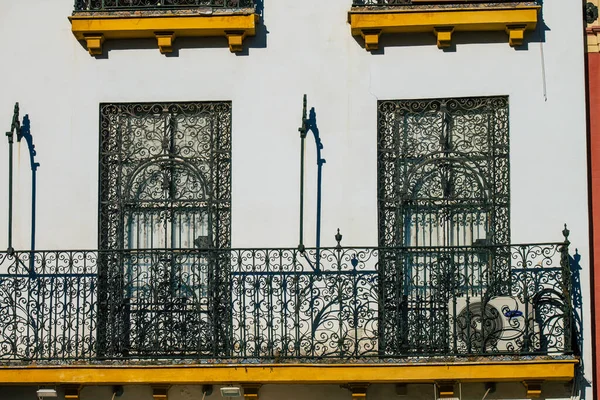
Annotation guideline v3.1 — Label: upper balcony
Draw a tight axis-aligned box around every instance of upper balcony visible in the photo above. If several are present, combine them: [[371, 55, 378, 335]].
[[348, 0, 541, 50], [0, 236, 578, 391], [69, 0, 259, 55]]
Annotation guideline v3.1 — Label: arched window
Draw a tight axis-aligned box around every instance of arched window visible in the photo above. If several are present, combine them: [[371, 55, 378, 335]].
[[98, 102, 232, 357], [377, 96, 509, 354]]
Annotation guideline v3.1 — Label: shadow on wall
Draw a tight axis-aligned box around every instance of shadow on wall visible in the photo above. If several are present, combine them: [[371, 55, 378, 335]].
[[570, 251, 591, 400], [81, 0, 268, 58]]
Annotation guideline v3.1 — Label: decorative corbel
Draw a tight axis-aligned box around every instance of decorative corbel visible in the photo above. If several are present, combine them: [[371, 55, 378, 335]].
[[436, 381, 456, 398], [242, 384, 262, 400], [83, 34, 104, 56], [64, 385, 81, 400], [506, 25, 527, 47], [225, 31, 246, 52], [155, 32, 176, 54], [347, 383, 369, 400], [152, 385, 170, 400], [361, 29, 382, 51], [523, 381, 543, 398], [433, 27, 454, 48]]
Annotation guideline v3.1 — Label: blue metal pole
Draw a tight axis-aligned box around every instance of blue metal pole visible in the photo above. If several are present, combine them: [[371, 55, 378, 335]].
[[18, 115, 39, 275]]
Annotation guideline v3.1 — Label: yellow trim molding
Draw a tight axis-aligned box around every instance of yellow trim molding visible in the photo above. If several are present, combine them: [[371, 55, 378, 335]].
[[348, 5, 540, 50], [69, 13, 258, 55], [0, 360, 576, 385]]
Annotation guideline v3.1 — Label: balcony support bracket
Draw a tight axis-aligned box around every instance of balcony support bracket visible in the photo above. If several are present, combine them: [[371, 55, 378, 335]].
[[436, 381, 456, 398], [155, 31, 176, 54], [64, 385, 81, 400], [347, 383, 369, 400], [523, 381, 543, 398], [225, 30, 246, 52], [152, 385, 170, 400], [360, 29, 382, 51], [83, 34, 104, 56], [242, 384, 262, 400], [433, 27, 454, 48], [506, 25, 527, 47]]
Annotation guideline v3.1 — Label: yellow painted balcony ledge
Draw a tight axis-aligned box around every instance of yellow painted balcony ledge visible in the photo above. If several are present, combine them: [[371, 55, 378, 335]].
[[0, 360, 576, 385], [348, 4, 541, 50], [69, 11, 258, 55]]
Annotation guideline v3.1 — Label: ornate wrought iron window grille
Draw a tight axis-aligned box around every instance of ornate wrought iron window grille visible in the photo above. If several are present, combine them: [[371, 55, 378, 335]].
[[377, 96, 510, 355], [98, 102, 232, 358], [74, 0, 255, 11]]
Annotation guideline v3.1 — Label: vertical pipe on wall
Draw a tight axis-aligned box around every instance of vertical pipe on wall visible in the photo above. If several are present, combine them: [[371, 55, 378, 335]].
[[5, 103, 19, 254]]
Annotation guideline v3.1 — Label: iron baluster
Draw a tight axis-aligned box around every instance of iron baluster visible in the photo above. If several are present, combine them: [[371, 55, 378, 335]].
[[560, 224, 573, 353]]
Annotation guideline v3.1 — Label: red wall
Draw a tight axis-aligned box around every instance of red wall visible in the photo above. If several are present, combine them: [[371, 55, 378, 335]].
[[589, 51, 600, 399]]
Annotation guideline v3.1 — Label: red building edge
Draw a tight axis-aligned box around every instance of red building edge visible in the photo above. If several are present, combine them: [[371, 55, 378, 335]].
[[587, 24, 600, 400]]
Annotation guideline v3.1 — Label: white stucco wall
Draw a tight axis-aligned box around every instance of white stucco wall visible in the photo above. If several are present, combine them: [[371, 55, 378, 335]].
[[0, 0, 591, 399], [0, 382, 578, 400]]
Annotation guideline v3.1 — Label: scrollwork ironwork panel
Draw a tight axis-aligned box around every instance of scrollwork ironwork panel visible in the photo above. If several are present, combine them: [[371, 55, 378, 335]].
[[0, 251, 97, 360], [74, 0, 255, 11], [98, 102, 232, 358], [377, 97, 510, 356], [230, 248, 380, 359], [0, 243, 572, 361]]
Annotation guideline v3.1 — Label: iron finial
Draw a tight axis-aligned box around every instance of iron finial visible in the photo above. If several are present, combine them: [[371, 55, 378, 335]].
[[563, 224, 570, 240], [298, 94, 308, 138], [335, 229, 343, 250]]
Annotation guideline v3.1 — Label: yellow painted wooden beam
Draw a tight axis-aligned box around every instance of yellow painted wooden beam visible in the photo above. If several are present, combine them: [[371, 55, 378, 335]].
[[348, 6, 540, 50], [69, 13, 258, 54], [0, 360, 576, 385]]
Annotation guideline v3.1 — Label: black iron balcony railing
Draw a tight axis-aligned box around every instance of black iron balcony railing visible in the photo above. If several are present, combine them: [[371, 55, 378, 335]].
[[74, 0, 255, 12], [0, 242, 573, 362]]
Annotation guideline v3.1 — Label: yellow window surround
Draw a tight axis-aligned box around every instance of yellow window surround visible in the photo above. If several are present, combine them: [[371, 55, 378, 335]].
[[348, 2, 541, 51], [70, 9, 258, 55]]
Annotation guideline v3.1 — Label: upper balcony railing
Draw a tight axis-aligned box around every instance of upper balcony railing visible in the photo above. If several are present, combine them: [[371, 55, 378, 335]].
[[73, 0, 255, 12], [0, 241, 573, 362], [351, 0, 533, 6]]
